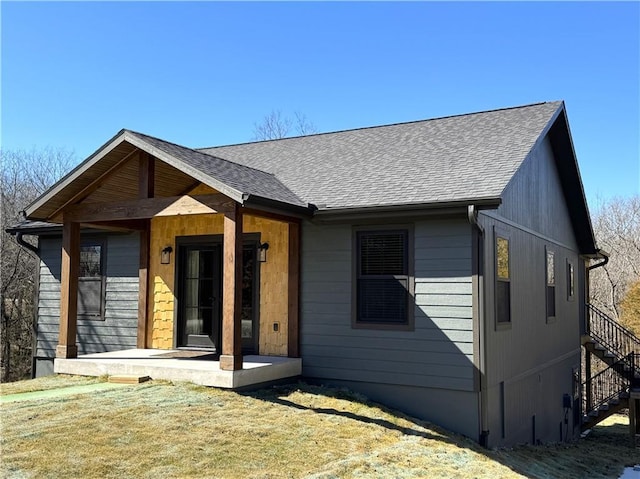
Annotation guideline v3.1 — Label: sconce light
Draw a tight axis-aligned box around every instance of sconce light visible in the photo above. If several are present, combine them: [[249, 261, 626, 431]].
[[258, 242, 269, 263], [161, 246, 173, 265]]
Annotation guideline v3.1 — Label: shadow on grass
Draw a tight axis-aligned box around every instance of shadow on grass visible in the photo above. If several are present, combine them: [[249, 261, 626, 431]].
[[241, 381, 638, 479], [242, 381, 488, 449]]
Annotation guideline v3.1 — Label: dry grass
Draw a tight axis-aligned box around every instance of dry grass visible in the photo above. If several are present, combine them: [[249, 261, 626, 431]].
[[0, 378, 635, 479]]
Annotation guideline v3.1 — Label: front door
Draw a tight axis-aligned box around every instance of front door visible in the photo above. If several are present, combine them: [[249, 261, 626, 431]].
[[178, 244, 222, 350], [177, 238, 259, 354]]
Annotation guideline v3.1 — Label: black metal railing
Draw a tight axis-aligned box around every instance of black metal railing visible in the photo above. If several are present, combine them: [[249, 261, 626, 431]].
[[582, 352, 635, 416], [587, 303, 640, 363]]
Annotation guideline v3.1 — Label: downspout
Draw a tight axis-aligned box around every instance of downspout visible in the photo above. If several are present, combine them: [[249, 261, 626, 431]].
[[468, 205, 490, 447], [582, 249, 608, 419]]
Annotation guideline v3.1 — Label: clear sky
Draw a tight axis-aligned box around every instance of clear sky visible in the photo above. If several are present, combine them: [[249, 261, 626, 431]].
[[2, 1, 638, 210]]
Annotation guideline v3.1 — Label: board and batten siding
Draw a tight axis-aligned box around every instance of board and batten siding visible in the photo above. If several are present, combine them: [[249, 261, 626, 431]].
[[300, 217, 479, 437], [478, 134, 583, 447], [34, 232, 140, 376]]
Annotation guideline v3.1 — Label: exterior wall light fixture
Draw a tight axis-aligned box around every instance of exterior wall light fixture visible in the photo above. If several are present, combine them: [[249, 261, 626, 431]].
[[258, 242, 269, 263], [161, 246, 173, 265]]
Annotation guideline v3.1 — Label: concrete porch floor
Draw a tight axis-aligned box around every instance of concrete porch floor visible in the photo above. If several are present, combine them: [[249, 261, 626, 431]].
[[54, 349, 302, 389]]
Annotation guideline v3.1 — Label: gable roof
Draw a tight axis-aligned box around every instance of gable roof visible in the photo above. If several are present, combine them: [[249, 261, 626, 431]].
[[25, 130, 307, 220], [200, 101, 563, 210], [22, 100, 596, 253]]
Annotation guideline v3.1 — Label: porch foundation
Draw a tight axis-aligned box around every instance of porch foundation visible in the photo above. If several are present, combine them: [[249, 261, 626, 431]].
[[53, 349, 301, 389]]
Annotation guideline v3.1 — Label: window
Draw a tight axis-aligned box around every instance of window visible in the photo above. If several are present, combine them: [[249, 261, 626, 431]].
[[496, 235, 511, 324], [566, 260, 575, 301], [354, 229, 413, 328], [78, 242, 104, 320], [546, 249, 556, 320]]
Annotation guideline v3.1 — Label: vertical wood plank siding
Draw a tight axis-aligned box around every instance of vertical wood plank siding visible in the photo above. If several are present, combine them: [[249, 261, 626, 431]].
[[300, 218, 475, 392], [480, 136, 582, 446], [35, 233, 140, 363]]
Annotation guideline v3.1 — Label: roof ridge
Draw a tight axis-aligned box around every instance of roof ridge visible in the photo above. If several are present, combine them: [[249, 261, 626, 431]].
[[196, 100, 563, 151], [124, 129, 278, 178]]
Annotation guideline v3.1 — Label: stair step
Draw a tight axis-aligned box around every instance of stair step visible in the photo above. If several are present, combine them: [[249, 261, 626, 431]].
[[588, 410, 600, 418], [599, 404, 610, 412], [594, 344, 606, 351]]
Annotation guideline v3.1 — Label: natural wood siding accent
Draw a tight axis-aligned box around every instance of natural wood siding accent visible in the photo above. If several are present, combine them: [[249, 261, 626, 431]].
[[35, 234, 140, 361], [148, 212, 289, 355], [301, 218, 475, 392]]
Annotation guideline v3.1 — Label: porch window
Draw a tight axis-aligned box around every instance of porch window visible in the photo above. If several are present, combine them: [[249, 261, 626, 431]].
[[354, 229, 413, 328], [78, 242, 104, 320], [496, 235, 511, 324], [546, 248, 556, 320]]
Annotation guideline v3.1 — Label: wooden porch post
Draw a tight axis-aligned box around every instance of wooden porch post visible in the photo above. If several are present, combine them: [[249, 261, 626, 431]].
[[287, 222, 300, 358], [137, 221, 150, 348], [220, 203, 243, 371], [57, 218, 80, 358], [137, 152, 154, 348]]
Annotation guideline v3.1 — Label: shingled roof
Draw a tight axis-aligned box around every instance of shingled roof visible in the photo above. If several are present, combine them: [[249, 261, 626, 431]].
[[200, 101, 564, 210]]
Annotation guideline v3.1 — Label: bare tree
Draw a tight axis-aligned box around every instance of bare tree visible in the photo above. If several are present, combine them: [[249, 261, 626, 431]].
[[589, 195, 640, 321], [252, 110, 317, 141], [1, 147, 76, 382]]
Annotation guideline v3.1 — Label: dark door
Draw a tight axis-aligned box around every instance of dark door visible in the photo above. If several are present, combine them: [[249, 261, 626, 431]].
[[177, 240, 259, 354], [178, 244, 222, 350]]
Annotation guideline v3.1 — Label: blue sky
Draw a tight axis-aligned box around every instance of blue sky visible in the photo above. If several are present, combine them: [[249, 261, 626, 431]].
[[2, 1, 638, 209]]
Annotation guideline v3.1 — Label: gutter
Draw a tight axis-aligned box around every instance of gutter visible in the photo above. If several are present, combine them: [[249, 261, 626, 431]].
[[468, 205, 490, 447], [586, 249, 609, 271], [15, 232, 39, 257]]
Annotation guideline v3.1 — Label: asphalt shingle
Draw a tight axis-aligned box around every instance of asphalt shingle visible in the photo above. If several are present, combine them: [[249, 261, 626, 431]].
[[199, 101, 562, 210], [125, 130, 307, 207]]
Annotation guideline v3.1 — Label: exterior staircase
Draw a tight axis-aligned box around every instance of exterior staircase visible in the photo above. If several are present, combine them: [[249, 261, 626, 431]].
[[581, 304, 640, 431]]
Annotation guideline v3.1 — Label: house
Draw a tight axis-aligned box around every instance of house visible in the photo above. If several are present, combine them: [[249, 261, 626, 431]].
[[9, 101, 622, 448]]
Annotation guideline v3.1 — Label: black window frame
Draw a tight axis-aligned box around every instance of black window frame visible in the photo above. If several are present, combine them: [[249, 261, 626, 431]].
[[566, 259, 575, 302], [352, 226, 414, 330], [495, 229, 512, 327], [77, 240, 106, 321]]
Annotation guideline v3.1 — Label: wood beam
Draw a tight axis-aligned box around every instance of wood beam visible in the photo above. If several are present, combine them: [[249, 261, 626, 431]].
[[242, 207, 303, 225], [80, 220, 148, 232], [138, 151, 155, 199], [65, 194, 234, 223], [137, 221, 150, 348], [287, 222, 301, 358], [57, 219, 79, 358], [136, 152, 154, 349], [220, 203, 243, 371]]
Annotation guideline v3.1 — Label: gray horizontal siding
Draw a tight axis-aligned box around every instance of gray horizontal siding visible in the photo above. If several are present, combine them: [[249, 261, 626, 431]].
[[300, 218, 474, 392], [36, 233, 139, 359]]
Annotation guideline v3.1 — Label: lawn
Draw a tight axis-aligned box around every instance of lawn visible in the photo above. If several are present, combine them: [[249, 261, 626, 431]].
[[0, 377, 635, 478]]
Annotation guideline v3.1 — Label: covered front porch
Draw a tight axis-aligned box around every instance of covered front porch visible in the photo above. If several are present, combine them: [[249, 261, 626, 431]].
[[54, 349, 302, 389], [23, 130, 311, 388]]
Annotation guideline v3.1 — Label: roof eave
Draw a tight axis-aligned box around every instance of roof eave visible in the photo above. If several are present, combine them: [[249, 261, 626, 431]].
[[312, 197, 502, 222], [25, 129, 129, 219], [122, 132, 246, 205]]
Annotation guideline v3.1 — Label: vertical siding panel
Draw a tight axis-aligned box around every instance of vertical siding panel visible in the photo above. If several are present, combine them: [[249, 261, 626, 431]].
[[481, 135, 582, 446]]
